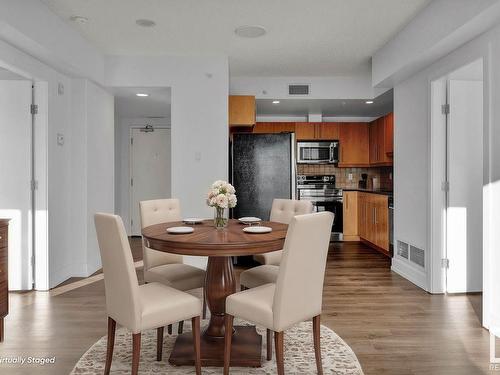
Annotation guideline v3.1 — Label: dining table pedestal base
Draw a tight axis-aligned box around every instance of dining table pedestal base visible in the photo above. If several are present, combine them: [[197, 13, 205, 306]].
[[169, 325, 262, 367]]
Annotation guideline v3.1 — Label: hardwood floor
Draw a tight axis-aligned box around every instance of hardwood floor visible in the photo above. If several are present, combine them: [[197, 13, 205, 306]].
[[0, 240, 492, 374]]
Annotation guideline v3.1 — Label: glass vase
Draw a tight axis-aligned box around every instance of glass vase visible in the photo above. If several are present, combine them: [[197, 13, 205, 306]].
[[214, 207, 229, 230]]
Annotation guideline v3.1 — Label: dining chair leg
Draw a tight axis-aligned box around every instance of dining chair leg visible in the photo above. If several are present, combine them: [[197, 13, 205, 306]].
[[156, 326, 164, 361], [178, 320, 184, 334], [202, 294, 207, 319], [167, 324, 172, 335], [104, 317, 116, 375], [274, 331, 285, 375], [266, 329, 273, 360], [223, 314, 234, 375], [131, 333, 141, 375], [313, 315, 323, 375], [192, 316, 201, 375]]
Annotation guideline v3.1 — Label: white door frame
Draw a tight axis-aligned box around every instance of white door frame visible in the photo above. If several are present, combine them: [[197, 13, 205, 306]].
[[128, 125, 171, 235], [429, 56, 490, 327]]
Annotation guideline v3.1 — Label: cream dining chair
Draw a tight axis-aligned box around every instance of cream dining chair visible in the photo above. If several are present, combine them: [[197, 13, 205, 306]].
[[240, 199, 313, 290], [94, 213, 202, 375], [224, 212, 334, 375], [140, 198, 206, 334]]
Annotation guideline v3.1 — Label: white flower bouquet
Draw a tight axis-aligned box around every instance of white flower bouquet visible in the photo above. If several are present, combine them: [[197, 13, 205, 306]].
[[206, 180, 237, 229]]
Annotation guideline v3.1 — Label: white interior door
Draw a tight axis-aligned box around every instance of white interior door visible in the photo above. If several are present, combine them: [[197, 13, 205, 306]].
[[446, 79, 483, 293], [0, 80, 33, 290], [130, 128, 171, 235]]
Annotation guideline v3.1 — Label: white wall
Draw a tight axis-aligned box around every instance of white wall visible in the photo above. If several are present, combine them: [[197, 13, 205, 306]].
[[115, 117, 170, 234], [86, 81, 115, 273], [231, 75, 384, 99], [391, 21, 500, 332], [106, 56, 229, 269]]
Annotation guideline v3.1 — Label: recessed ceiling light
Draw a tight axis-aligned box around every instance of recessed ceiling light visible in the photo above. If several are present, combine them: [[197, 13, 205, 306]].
[[235, 25, 267, 38], [69, 15, 89, 24], [136, 19, 156, 27], [365, 100, 374, 104], [136, 93, 149, 97], [272, 100, 280, 104]]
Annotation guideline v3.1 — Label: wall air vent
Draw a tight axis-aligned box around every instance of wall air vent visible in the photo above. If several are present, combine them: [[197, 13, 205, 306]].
[[410, 245, 425, 268], [397, 240, 409, 259], [288, 84, 310, 96]]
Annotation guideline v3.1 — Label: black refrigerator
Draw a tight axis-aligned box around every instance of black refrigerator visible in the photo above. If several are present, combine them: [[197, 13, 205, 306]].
[[230, 133, 296, 221]]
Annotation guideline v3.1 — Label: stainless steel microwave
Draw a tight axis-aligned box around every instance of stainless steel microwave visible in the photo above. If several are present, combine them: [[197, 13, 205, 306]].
[[296, 141, 339, 164]]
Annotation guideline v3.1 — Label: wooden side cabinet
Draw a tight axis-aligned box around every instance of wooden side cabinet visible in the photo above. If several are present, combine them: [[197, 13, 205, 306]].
[[0, 219, 8, 342], [343, 191, 359, 241], [229, 95, 255, 127]]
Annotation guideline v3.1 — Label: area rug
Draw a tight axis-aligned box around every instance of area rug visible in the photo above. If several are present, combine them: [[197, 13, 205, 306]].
[[71, 319, 363, 374]]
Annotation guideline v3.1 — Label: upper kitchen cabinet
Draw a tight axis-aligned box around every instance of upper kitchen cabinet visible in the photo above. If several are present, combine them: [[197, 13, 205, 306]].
[[253, 122, 295, 133], [295, 122, 339, 140], [338, 122, 369, 167], [295, 122, 316, 140], [317, 123, 339, 140], [228, 95, 255, 127], [369, 113, 393, 166], [384, 112, 394, 156]]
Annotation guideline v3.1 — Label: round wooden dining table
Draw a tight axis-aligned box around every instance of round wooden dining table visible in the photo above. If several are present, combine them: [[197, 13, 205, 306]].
[[141, 219, 288, 368]]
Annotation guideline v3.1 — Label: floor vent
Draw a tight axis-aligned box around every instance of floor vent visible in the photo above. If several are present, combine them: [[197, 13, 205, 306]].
[[288, 84, 310, 96], [410, 245, 425, 268], [397, 240, 409, 259]]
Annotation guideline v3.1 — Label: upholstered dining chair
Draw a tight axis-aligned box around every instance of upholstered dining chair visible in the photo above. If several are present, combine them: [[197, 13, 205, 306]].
[[94, 213, 202, 375], [240, 199, 313, 290], [224, 212, 334, 375], [139, 198, 206, 334]]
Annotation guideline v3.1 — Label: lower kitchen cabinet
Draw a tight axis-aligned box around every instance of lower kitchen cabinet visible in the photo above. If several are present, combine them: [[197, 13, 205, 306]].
[[343, 191, 359, 241], [357, 193, 390, 255]]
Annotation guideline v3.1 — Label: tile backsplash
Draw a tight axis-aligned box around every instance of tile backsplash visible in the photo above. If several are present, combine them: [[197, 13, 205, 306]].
[[297, 164, 393, 190]]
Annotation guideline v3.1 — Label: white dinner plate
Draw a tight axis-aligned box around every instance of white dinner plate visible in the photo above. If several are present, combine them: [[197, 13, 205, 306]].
[[243, 226, 272, 234], [238, 217, 262, 224], [183, 218, 204, 224], [167, 226, 194, 234]]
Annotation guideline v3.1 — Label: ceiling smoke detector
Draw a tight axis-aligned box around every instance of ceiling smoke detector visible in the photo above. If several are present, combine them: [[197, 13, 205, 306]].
[[69, 15, 89, 24], [136, 19, 156, 27], [235, 25, 267, 38]]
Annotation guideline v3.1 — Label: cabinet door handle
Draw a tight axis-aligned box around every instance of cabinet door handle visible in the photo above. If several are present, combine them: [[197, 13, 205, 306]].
[[346, 195, 348, 210], [374, 207, 377, 224]]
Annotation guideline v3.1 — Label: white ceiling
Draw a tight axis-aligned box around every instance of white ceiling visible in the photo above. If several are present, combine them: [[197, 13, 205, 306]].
[[257, 89, 393, 117], [42, 0, 431, 77], [113, 87, 171, 119]]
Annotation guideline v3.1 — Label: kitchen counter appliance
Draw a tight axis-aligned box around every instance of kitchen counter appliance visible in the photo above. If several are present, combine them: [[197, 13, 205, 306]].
[[297, 175, 343, 241], [297, 141, 339, 164]]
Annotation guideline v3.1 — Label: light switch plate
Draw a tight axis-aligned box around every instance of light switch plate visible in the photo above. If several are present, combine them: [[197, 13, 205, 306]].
[[57, 133, 64, 146]]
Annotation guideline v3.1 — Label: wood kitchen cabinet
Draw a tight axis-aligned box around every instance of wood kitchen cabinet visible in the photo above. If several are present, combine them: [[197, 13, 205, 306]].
[[357, 193, 389, 254], [294, 122, 339, 140], [343, 191, 359, 241], [317, 123, 339, 140], [229, 95, 255, 127], [369, 113, 393, 166], [338, 122, 370, 167], [253, 122, 295, 134]]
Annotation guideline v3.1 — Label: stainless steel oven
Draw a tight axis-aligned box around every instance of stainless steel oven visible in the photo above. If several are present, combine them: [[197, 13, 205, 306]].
[[297, 175, 343, 241], [297, 141, 339, 164]]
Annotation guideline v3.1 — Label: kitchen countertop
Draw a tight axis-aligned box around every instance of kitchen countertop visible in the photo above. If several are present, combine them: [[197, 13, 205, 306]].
[[341, 188, 393, 196]]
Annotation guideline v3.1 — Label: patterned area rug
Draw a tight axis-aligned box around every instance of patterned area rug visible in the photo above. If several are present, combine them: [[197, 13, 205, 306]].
[[71, 319, 364, 374]]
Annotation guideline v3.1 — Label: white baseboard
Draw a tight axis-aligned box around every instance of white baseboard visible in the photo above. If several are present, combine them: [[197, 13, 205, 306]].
[[391, 257, 428, 291]]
